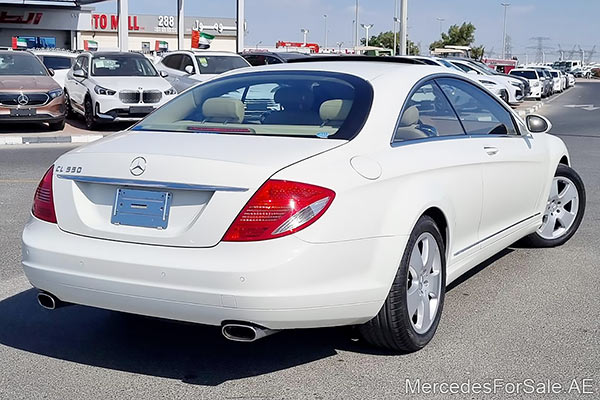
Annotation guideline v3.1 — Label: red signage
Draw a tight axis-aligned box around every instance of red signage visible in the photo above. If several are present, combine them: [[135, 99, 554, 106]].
[[0, 11, 43, 25], [92, 14, 140, 31], [276, 41, 319, 53]]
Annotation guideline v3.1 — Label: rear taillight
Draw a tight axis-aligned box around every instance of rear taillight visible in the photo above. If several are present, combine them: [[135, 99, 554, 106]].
[[32, 165, 57, 223], [223, 180, 335, 242]]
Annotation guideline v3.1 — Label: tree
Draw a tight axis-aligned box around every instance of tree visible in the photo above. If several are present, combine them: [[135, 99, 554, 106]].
[[360, 31, 420, 55], [429, 22, 485, 60]]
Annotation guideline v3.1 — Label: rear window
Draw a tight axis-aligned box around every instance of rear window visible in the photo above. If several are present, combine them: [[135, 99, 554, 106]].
[[42, 55, 73, 70], [133, 71, 373, 140], [510, 70, 537, 80], [194, 55, 249, 74]]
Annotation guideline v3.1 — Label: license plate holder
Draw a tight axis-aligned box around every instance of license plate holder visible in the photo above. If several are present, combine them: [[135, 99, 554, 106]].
[[11, 108, 36, 117], [111, 188, 172, 229], [129, 106, 154, 114]]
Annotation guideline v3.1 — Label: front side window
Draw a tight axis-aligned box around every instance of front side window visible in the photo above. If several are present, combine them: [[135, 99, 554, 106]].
[[181, 55, 194, 72], [395, 81, 465, 142], [134, 71, 373, 140], [91, 55, 158, 76], [193, 56, 249, 74], [437, 78, 518, 135], [162, 54, 183, 70], [0, 53, 47, 76]]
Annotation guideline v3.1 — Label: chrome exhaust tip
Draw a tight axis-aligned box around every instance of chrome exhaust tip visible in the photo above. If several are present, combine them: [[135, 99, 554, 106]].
[[221, 323, 277, 342], [37, 291, 63, 310]]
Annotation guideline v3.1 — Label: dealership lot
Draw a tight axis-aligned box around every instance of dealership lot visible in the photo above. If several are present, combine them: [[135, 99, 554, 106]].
[[0, 81, 597, 399]]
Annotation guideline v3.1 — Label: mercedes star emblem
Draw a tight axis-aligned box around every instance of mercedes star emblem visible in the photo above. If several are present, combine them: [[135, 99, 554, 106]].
[[129, 157, 147, 176], [17, 94, 29, 106]]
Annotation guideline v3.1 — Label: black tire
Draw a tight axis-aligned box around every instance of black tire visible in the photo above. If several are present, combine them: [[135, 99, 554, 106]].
[[500, 90, 509, 104], [522, 164, 586, 248], [84, 96, 97, 130], [359, 215, 446, 352], [64, 90, 74, 119], [48, 119, 65, 131]]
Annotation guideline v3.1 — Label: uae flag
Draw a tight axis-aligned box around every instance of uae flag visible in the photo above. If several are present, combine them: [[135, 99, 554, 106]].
[[192, 31, 215, 49]]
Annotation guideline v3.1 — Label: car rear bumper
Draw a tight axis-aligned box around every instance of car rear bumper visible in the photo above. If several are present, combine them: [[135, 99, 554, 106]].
[[22, 217, 404, 330]]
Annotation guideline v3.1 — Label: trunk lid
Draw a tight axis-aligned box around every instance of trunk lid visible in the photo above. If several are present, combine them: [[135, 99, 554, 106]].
[[53, 130, 344, 247]]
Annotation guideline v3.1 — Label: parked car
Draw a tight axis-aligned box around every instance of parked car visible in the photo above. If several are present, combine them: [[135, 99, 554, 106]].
[[401, 56, 510, 103], [33, 50, 77, 89], [548, 69, 564, 93], [64, 51, 178, 129], [468, 59, 531, 98], [509, 68, 544, 100], [155, 50, 250, 92], [567, 72, 576, 87], [0, 50, 65, 130], [526, 67, 554, 97], [448, 58, 524, 104], [23, 58, 585, 352], [242, 51, 310, 66]]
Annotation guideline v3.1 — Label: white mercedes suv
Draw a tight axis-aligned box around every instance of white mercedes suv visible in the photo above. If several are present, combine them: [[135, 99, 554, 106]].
[[64, 52, 177, 129]]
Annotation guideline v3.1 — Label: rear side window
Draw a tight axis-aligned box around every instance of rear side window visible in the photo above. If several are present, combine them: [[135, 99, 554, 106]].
[[134, 71, 373, 140], [437, 78, 517, 135], [395, 81, 464, 142], [42, 56, 73, 70]]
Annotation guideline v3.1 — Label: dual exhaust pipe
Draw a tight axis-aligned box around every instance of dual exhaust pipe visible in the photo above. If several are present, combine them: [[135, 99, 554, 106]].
[[37, 291, 277, 343]]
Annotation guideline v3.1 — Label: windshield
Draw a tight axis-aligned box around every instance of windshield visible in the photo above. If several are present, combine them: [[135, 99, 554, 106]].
[[436, 59, 464, 72], [42, 55, 73, 70], [551, 71, 559, 77], [278, 52, 309, 60], [0, 53, 48, 76], [133, 71, 373, 140], [510, 70, 537, 80], [194, 55, 249, 74], [91, 55, 158, 76]]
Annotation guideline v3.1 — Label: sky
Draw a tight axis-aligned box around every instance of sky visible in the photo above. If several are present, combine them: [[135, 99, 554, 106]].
[[95, 0, 598, 62]]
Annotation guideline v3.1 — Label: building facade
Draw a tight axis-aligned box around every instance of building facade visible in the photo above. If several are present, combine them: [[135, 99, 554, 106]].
[[0, 5, 236, 52]]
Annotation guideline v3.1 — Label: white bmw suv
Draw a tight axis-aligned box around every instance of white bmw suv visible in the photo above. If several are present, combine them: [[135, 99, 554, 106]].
[[65, 52, 177, 129]]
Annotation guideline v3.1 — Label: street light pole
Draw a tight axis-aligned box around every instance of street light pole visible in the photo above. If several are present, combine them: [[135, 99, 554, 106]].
[[301, 28, 309, 46], [354, 0, 359, 51], [361, 24, 373, 46], [501, 3, 510, 59], [393, 0, 398, 56], [323, 14, 328, 51], [399, 0, 408, 55], [436, 17, 445, 35], [236, 0, 245, 53]]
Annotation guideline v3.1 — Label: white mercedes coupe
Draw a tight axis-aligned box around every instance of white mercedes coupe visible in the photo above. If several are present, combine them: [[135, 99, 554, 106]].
[[22, 57, 586, 352]]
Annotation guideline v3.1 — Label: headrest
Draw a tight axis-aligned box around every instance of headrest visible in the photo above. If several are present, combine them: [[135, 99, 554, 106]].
[[400, 105, 419, 126], [319, 99, 353, 122], [202, 98, 244, 123], [274, 86, 314, 110]]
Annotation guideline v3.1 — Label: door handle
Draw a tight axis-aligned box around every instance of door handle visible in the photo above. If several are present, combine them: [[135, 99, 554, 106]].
[[484, 146, 499, 155]]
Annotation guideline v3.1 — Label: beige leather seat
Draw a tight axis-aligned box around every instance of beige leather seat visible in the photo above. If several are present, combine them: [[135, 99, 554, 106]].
[[394, 105, 428, 141], [263, 86, 322, 125], [319, 99, 353, 126], [202, 98, 245, 123]]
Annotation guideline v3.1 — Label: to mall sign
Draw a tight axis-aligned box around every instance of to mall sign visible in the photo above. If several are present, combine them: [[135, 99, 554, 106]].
[[92, 14, 141, 31]]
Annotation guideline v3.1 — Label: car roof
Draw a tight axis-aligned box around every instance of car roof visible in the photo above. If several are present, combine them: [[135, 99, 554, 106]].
[[165, 50, 243, 57], [227, 60, 455, 83], [85, 51, 146, 58], [0, 50, 36, 56]]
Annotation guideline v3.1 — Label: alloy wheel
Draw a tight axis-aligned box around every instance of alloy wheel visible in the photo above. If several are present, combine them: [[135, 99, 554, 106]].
[[537, 176, 579, 240], [406, 232, 442, 334]]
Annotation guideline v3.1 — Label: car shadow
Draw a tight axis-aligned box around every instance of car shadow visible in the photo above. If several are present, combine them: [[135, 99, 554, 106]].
[[0, 249, 515, 385], [447, 247, 514, 292]]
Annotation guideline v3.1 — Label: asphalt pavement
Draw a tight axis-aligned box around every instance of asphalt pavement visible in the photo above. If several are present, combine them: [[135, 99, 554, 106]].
[[0, 83, 598, 399]]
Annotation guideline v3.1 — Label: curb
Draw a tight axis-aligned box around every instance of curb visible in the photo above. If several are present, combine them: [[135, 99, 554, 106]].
[[517, 102, 544, 118], [0, 134, 104, 146]]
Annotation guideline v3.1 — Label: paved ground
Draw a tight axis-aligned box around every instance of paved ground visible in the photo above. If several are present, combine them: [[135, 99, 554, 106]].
[[0, 82, 598, 399]]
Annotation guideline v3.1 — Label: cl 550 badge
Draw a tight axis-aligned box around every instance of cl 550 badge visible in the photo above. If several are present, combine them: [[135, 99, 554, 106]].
[[55, 165, 82, 174], [129, 157, 146, 176]]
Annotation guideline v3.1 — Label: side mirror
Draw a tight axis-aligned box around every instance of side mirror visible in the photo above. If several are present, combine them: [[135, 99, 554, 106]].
[[526, 114, 552, 133], [467, 70, 479, 75], [47, 68, 55, 77], [184, 65, 195, 75], [159, 70, 169, 78], [73, 69, 86, 79]]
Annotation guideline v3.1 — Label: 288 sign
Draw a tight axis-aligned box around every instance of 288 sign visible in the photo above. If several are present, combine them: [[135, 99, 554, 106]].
[[157, 15, 175, 28]]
